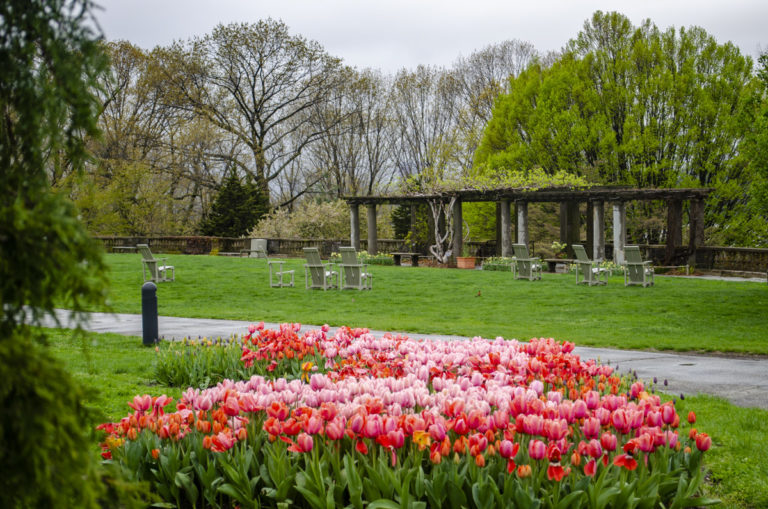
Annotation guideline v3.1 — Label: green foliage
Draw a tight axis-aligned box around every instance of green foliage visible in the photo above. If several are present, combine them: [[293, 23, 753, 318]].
[[741, 51, 768, 245], [200, 169, 269, 237], [0, 0, 109, 336], [477, 11, 758, 245], [481, 257, 514, 271], [390, 205, 411, 239], [0, 335, 103, 508], [154, 336, 254, 389]]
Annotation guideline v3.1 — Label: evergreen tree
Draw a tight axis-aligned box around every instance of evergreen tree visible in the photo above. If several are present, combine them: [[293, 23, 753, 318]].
[[0, 0, 117, 506], [200, 169, 270, 237]]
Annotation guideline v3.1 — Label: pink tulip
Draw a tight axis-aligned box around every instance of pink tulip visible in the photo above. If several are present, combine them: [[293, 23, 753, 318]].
[[325, 418, 345, 440], [584, 391, 601, 410], [523, 415, 544, 436], [595, 407, 611, 426], [600, 432, 617, 452], [499, 439, 518, 459], [586, 439, 602, 459], [364, 415, 382, 438], [611, 409, 631, 434], [305, 416, 323, 435], [429, 423, 446, 442], [528, 439, 546, 460], [349, 413, 365, 434], [661, 403, 676, 425], [646, 410, 662, 427], [582, 417, 601, 439], [127, 394, 152, 413], [297, 433, 314, 452], [572, 399, 588, 420]]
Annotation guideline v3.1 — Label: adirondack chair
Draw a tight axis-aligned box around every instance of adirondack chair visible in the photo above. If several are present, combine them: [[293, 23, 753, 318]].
[[137, 244, 175, 282], [303, 247, 338, 290], [241, 238, 268, 259], [572, 244, 607, 286], [339, 247, 372, 290], [623, 246, 654, 287], [268, 260, 294, 288], [512, 244, 542, 281]]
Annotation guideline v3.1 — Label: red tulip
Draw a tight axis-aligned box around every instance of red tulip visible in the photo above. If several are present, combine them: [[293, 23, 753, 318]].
[[613, 453, 638, 471], [584, 458, 597, 476], [547, 463, 567, 481], [687, 411, 696, 424], [695, 433, 711, 452]]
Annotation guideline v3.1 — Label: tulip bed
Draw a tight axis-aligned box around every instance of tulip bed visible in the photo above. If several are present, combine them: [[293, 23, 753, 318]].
[[99, 323, 717, 508]]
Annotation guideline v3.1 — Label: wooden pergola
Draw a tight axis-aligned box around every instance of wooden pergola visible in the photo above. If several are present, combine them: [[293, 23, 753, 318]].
[[343, 186, 713, 264]]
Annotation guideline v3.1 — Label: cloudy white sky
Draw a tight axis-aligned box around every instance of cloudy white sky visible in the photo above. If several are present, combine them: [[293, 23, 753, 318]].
[[93, 0, 767, 73]]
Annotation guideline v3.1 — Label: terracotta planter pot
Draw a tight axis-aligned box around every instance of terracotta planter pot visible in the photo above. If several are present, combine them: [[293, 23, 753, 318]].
[[456, 256, 476, 269]]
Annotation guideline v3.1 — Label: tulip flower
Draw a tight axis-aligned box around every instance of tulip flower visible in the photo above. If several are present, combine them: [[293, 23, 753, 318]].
[[600, 432, 617, 452], [528, 439, 546, 460], [584, 458, 597, 476], [695, 432, 711, 452]]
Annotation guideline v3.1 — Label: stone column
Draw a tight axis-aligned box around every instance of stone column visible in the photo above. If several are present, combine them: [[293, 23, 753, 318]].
[[688, 198, 705, 265], [567, 201, 580, 257], [517, 201, 529, 247], [500, 199, 512, 257], [559, 202, 568, 244], [592, 201, 605, 260], [452, 198, 463, 262], [612, 202, 626, 265], [350, 202, 360, 250], [586, 202, 594, 255], [367, 204, 378, 255], [666, 199, 683, 264]]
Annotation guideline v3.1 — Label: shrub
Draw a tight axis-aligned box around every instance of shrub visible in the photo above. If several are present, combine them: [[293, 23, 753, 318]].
[[482, 257, 515, 271], [0, 336, 103, 508], [251, 199, 394, 240]]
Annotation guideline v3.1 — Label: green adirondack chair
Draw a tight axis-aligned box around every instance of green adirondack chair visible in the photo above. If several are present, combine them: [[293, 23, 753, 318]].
[[512, 243, 542, 281], [623, 245, 654, 287], [572, 244, 607, 286], [303, 247, 338, 290], [339, 247, 372, 290], [137, 244, 175, 283]]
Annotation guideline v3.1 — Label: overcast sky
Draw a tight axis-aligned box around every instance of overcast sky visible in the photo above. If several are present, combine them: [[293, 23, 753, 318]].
[[92, 0, 767, 73]]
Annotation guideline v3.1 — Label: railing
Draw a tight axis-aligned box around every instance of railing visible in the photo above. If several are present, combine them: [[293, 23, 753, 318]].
[[96, 236, 768, 273]]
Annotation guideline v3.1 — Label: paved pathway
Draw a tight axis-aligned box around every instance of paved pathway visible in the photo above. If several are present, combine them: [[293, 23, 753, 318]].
[[44, 309, 768, 411]]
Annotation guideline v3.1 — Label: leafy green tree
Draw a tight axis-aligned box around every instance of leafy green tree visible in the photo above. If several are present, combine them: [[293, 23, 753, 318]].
[[0, 1, 116, 506], [477, 11, 757, 245], [741, 52, 768, 245], [200, 169, 269, 237]]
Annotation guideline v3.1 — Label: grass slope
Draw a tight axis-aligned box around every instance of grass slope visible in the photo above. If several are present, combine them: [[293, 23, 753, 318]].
[[98, 254, 768, 354]]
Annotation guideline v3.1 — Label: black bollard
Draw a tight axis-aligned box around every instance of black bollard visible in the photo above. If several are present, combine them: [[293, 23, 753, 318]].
[[141, 281, 159, 346]]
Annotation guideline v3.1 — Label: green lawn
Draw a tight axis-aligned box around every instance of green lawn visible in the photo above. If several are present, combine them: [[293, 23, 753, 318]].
[[47, 328, 768, 509], [96, 253, 768, 354]]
